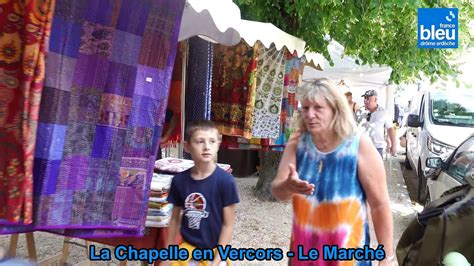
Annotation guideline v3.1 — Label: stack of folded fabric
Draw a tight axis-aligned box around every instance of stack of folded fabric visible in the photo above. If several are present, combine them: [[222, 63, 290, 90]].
[[154, 157, 232, 174], [147, 158, 232, 228], [145, 173, 174, 228]]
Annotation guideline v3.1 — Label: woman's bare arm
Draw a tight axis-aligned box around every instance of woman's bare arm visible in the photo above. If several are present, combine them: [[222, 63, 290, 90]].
[[358, 135, 394, 260]]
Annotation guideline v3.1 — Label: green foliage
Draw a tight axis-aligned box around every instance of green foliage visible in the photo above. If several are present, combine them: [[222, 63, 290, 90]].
[[234, 0, 473, 84]]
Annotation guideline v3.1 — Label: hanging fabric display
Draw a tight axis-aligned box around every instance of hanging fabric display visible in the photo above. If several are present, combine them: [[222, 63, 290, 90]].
[[251, 44, 286, 139], [211, 41, 258, 139], [160, 46, 182, 147], [273, 51, 305, 148], [1, 0, 185, 237], [0, 0, 56, 226], [186, 36, 213, 122]]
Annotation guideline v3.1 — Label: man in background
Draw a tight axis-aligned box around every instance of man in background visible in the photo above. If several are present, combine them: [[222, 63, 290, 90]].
[[360, 90, 397, 158]]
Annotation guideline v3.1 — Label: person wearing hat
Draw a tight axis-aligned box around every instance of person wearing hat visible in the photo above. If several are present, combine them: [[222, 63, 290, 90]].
[[361, 89, 397, 158], [344, 91, 359, 120]]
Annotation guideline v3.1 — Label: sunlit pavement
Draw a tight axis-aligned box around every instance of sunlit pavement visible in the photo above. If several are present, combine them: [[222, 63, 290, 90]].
[[368, 151, 424, 252]]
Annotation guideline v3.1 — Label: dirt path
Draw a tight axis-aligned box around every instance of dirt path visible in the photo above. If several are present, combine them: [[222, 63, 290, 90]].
[[1, 157, 421, 265]]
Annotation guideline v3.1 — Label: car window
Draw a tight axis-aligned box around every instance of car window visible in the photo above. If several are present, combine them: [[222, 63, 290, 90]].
[[446, 137, 474, 183], [430, 91, 474, 128]]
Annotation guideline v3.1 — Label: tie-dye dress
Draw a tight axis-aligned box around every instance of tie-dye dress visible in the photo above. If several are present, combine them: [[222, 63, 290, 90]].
[[290, 132, 370, 265]]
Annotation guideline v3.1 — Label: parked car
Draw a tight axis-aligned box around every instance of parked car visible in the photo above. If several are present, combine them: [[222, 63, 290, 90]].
[[424, 134, 474, 205], [405, 89, 474, 202]]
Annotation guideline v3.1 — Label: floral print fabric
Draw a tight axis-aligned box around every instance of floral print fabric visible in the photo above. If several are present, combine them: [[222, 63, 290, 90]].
[[211, 41, 258, 139], [252, 44, 286, 139], [0, 0, 56, 225]]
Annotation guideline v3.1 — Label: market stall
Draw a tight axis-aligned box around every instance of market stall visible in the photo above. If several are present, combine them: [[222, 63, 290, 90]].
[[1, 0, 326, 264]]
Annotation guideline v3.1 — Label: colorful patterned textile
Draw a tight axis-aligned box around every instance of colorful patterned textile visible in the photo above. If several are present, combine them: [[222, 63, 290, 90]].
[[0, 0, 56, 225], [291, 132, 370, 265], [186, 37, 213, 122], [147, 173, 173, 228], [154, 158, 231, 174], [211, 41, 258, 139], [10, 0, 184, 237], [252, 45, 286, 139], [273, 52, 305, 148]]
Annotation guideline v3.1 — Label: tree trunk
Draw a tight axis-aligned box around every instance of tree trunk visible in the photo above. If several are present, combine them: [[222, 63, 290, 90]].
[[253, 150, 282, 201]]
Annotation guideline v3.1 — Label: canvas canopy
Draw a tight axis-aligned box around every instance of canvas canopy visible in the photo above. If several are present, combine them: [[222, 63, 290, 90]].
[[237, 19, 306, 57], [178, 0, 242, 46], [303, 40, 393, 109], [178, 0, 326, 68]]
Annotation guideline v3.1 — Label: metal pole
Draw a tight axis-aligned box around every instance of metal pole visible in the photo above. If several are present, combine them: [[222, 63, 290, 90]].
[[179, 41, 188, 158]]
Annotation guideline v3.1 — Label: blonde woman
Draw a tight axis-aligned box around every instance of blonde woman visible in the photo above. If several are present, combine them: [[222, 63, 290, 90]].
[[272, 78, 394, 265]]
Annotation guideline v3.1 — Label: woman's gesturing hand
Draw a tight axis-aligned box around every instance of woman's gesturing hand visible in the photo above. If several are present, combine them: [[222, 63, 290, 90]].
[[285, 163, 315, 195]]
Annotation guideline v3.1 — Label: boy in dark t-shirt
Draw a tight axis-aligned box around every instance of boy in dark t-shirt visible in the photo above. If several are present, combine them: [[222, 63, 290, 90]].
[[164, 120, 239, 266]]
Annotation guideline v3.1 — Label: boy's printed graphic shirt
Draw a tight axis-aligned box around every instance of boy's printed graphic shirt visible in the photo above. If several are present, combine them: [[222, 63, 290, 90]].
[[291, 132, 370, 265], [167, 167, 239, 249], [184, 192, 209, 230]]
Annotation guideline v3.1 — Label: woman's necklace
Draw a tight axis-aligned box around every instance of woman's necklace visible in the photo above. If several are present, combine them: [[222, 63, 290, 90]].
[[313, 134, 338, 175]]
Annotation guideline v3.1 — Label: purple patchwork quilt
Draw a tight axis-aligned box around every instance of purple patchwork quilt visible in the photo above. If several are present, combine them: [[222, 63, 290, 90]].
[[2, 0, 185, 237]]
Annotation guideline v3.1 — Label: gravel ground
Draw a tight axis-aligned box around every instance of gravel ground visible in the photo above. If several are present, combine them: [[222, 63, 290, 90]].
[[1, 156, 421, 265], [232, 177, 292, 266]]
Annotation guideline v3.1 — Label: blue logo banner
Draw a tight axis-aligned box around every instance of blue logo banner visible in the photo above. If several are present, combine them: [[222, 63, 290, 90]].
[[418, 8, 458, 49]]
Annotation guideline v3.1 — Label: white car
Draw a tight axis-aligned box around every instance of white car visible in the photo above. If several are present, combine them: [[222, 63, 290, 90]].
[[405, 89, 474, 203], [425, 134, 474, 205]]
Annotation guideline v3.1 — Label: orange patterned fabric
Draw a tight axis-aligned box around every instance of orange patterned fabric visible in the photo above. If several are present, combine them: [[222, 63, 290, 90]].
[[0, 0, 55, 224], [211, 41, 258, 139]]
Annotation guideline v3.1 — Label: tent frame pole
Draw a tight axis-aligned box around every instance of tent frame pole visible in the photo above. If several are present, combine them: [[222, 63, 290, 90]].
[[179, 41, 189, 158]]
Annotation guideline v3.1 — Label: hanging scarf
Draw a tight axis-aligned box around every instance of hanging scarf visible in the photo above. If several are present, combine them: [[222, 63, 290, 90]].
[[0, 0, 56, 226], [186, 36, 213, 122], [251, 44, 286, 139], [273, 51, 305, 148], [211, 41, 258, 139]]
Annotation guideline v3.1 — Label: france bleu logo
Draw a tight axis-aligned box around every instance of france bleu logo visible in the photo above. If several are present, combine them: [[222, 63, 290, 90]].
[[418, 8, 458, 48]]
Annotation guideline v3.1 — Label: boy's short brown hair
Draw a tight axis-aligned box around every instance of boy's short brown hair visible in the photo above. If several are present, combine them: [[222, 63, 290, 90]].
[[184, 120, 219, 141]]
